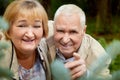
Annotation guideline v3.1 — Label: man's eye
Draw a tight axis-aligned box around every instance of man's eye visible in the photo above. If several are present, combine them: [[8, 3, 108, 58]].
[[70, 31, 77, 34]]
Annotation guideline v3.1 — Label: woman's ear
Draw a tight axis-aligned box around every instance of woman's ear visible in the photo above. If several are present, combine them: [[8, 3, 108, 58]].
[[5, 31, 11, 40]]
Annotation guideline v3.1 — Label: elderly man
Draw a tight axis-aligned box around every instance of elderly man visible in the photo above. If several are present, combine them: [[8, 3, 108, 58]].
[[40, 4, 111, 80]]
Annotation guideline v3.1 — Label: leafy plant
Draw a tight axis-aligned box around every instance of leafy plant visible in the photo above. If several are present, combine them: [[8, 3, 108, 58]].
[[0, 16, 13, 80]]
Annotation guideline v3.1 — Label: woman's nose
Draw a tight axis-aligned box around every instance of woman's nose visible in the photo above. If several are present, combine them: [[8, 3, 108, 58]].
[[25, 28, 34, 38]]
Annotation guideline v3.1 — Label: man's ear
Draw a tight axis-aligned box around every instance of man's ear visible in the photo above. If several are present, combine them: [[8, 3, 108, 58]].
[[83, 25, 87, 34], [84, 25, 87, 32]]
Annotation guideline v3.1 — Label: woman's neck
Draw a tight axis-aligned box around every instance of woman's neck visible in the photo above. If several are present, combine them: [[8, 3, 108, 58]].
[[16, 50, 36, 69]]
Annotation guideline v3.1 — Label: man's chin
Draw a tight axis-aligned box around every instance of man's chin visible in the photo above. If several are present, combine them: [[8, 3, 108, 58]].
[[60, 50, 73, 55]]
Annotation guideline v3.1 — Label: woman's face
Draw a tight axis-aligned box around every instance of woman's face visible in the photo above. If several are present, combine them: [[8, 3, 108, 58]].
[[9, 16, 43, 54]]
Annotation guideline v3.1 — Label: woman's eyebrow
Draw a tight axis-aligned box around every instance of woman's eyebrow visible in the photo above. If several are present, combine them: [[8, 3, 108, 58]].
[[17, 20, 26, 22]]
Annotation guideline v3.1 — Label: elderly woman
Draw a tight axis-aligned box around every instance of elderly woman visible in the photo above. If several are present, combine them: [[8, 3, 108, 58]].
[[0, 0, 51, 80]]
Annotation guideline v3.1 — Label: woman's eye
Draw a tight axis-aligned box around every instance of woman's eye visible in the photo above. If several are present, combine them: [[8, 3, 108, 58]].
[[57, 30, 64, 33], [17, 24, 27, 27]]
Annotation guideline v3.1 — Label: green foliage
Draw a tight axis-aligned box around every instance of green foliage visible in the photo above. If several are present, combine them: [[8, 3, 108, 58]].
[[111, 16, 120, 33], [0, 68, 13, 80], [106, 40, 120, 59], [0, 16, 9, 54], [111, 70, 120, 80], [51, 59, 71, 80], [110, 56, 120, 73], [97, 38, 120, 73], [86, 16, 120, 36], [98, 37, 107, 48], [0, 17, 8, 31], [0, 16, 13, 80]]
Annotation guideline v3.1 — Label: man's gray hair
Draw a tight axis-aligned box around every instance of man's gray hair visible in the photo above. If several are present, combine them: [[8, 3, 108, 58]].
[[54, 4, 86, 27]]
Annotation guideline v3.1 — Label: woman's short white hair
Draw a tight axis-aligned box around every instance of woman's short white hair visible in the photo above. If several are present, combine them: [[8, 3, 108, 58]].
[[54, 4, 86, 27]]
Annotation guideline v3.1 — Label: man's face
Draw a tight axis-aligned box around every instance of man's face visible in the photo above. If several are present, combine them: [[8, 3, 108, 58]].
[[54, 14, 86, 59]]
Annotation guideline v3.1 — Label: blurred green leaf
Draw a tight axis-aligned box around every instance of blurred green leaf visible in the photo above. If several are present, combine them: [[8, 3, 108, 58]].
[[0, 16, 13, 79], [0, 16, 8, 31], [51, 59, 71, 80]]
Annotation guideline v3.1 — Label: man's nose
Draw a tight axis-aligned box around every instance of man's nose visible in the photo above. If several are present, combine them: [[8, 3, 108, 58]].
[[62, 33, 70, 43]]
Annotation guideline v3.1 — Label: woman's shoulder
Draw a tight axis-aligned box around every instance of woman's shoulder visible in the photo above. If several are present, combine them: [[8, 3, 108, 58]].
[[0, 35, 12, 68]]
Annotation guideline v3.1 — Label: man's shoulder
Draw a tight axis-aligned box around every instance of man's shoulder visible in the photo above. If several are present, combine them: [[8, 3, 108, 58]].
[[83, 34, 98, 44], [84, 34, 95, 40], [81, 34, 103, 50], [83, 34, 106, 55]]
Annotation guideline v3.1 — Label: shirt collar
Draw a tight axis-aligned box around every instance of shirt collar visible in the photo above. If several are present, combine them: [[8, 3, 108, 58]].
[[56, 49, 75, 63]]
